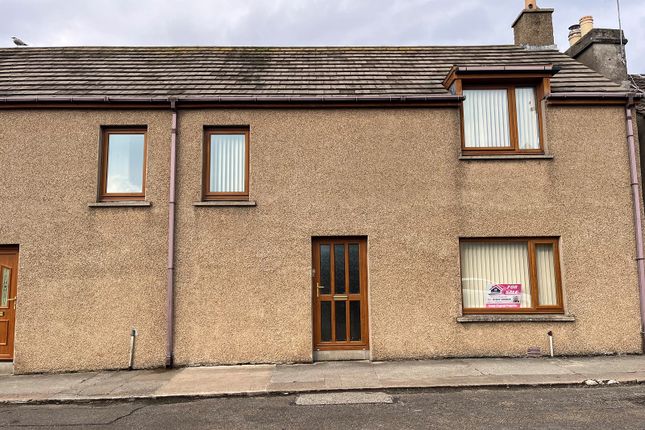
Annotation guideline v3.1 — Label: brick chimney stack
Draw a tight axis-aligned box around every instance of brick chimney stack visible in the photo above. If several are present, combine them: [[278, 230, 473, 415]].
[[512, 0, 555, 48]]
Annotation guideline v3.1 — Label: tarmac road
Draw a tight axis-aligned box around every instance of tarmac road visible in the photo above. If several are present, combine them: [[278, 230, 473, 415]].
[[0, 384, 643, 429]]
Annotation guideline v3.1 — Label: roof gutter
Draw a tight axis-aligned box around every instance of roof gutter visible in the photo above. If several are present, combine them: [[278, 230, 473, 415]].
[[0, 94, 464, 104], [625, 96, 645, 353], [546, 92, 643, 100], [450, 64, 558, 73]]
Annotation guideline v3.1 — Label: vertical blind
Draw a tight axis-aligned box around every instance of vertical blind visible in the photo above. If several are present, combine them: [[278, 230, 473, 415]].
[[460, 241, 533, 308], [536, 244, 557, 305], [210, 134, 246, 193], [463, 89, 511, 148], [515, 87, 541, 149]]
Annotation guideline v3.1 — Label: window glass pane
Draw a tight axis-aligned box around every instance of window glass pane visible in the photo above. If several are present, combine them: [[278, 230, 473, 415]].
[[515, 87, 540, 149], [321, 302, 331, 342], [463, 89, 511, 148], [1, 267, 10, 308], [106, 134, 145, 193], [350, 300, 361, 341], [210, 134, 245, 193], [334, 244, 345, 294], [349, 244, 360, 294], [460, 241, 532, 309], [335, 301, 346, 341], [319, 245, 331, 295], [536, 244, 558, 305]]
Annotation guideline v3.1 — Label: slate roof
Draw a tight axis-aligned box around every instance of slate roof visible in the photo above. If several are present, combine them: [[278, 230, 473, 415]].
[[0, 45, 631, 101], [630, 74, 645, 114]]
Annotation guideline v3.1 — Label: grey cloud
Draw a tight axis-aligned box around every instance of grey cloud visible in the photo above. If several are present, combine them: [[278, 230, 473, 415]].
[[1, 0, 643, 71]]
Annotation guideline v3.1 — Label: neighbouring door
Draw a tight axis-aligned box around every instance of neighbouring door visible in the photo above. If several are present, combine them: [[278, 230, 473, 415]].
[[0, 248, 18, 361], [312, 238, 369, 351]]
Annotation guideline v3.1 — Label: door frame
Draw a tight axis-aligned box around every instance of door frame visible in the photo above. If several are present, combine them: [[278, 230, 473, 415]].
[[311, 236, 370, 352], [0, 246, 19, 362]]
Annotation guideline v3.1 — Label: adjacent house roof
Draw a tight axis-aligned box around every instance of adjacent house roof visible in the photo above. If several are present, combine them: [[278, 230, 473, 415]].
[[0, 45, 633, 102], [630, 74, 645, 114]]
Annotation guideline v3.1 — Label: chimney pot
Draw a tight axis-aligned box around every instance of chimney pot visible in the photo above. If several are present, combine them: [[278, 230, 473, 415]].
[[580, 16, 594, 37], [525, 0, 537, 10], [568, 24, 582, 46]]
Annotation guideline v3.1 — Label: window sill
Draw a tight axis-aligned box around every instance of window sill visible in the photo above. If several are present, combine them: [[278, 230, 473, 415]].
[[457, 314, 575, 323], [89, 201, 152, 208], [193, 200, 257, 207], [459, 154, 554, 161]]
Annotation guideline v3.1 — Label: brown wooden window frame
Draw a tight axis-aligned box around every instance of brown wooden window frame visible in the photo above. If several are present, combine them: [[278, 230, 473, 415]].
[[460, 237, 564, 315], [202, 127, 250, 201], [98, 127, 148, 202], [459, 82, 546, 156]]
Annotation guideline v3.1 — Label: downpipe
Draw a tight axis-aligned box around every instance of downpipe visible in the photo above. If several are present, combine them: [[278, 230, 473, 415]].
[[166, 100, 178, 368], [625, 98, 645, 353]]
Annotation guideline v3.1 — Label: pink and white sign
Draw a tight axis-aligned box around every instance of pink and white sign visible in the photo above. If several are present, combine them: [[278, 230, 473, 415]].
[[486, 284, 522, 308]]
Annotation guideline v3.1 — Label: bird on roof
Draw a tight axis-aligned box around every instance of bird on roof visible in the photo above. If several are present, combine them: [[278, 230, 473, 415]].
[[11, 37, 28, 46]]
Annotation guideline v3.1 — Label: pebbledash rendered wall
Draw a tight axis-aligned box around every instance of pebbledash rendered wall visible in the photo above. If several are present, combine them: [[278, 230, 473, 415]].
[[0, 105, 642, 374]]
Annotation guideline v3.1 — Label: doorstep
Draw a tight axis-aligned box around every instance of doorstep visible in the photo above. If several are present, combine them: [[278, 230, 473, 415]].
[[0, 362, 12, 376], [313, 350, 370, 361]]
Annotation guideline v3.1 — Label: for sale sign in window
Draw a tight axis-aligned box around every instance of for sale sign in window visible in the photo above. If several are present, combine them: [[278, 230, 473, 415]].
[[486, 284, 522, 308]]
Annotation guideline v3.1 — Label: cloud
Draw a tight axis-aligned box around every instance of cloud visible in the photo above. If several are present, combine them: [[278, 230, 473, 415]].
[[1, 0, 643, 71]]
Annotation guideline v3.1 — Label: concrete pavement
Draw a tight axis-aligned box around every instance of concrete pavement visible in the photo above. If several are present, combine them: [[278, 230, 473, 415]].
[[0, 355, 643, 403]]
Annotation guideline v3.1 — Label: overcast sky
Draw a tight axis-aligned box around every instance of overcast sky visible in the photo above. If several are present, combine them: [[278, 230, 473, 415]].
[[2, 0, 644, 72]]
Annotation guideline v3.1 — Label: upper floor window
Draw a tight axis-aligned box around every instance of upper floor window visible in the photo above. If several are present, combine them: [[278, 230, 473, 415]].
[[99, 127, 147, 201], [442, 65, 556, 157], [462, 85, 542, 154], [203, 128, 249, 201]]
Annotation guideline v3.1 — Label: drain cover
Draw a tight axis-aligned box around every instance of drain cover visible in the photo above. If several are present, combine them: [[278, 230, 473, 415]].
[[295, 392, 393, 406]]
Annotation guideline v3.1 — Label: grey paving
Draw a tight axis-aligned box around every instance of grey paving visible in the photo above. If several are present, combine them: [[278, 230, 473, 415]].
[[295, 391, 393, 405], [0, 355, 642, 403]]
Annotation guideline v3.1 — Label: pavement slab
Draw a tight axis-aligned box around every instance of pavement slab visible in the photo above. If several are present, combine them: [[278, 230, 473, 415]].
[[0, 355, 641, 403], [295, 391, 393, 405]]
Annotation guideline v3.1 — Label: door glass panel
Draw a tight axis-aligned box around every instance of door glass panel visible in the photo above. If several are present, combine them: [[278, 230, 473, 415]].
[[1, 267, 9, 308], [335, 301, 346, 341], [349, 244, 360, 294], [334, 244, 345, 294], [320, 301, 331, 342], [350, 301, 361, 341], [319, 245, 331, 295]]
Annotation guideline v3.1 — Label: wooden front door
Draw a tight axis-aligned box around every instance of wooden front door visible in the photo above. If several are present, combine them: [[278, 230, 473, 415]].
[[0, 248, 18, 360], [312, 238, 369, 351]]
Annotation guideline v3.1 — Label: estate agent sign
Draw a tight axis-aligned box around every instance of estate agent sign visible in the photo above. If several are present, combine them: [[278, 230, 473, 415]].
[[486, 284, 522, 308]]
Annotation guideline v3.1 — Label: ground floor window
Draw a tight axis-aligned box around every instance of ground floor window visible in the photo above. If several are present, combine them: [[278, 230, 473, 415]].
[[460, 238, 563, 314]]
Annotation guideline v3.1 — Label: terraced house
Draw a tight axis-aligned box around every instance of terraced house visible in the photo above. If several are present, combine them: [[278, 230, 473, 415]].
[[0, 0, 644, 374]]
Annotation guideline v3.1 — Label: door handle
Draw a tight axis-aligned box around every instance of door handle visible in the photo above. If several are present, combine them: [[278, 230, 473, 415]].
[[7, 297, 16, 310], [316, 283, 325, 298]]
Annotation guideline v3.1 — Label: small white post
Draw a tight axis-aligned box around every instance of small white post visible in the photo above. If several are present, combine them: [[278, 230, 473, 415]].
[[129, 328, 138, 370], [548, 330, 554, 357]]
